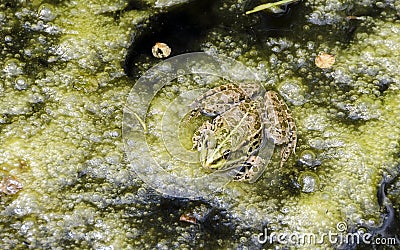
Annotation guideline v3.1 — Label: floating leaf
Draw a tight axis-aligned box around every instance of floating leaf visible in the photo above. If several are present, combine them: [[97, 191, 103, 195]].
[[246, 0, 298, 15], [315, 52, 335, 69]]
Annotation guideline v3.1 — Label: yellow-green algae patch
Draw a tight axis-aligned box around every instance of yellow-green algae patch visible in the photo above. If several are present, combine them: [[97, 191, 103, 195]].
[[0, 0, 159, 248], [257, 20, 400, 247], [279, 89, 400, 248]]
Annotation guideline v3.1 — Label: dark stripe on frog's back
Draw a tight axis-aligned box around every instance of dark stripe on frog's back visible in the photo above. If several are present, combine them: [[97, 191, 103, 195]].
[[263, 91, 291, 145]]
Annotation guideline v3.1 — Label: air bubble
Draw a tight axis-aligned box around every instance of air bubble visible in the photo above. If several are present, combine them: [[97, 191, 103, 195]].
[[38, 4, 56, 22], [14, 76, 28, 90], [3, 59, 23, 77], [299, 150, 317, 167], [298, 171, 320, 193], [4, 35, 13, 43]]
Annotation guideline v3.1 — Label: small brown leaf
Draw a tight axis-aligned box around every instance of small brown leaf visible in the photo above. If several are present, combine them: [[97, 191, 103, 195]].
[[179, 214, 197, 224], [152, 42, 171, 59], [315, 53, 335, 69], [0, 176, 23, 195]]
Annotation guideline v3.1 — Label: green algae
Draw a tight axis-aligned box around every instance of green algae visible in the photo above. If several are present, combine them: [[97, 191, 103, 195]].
[[1, 0, 400, 249]]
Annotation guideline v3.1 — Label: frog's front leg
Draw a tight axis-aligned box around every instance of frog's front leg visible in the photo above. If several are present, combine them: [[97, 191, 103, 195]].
[[192, 120, 214, 150], [234, 155, 266, 183]]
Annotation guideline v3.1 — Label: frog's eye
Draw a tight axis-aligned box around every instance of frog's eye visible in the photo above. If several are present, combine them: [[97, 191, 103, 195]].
[[222, 150, 231, 159]]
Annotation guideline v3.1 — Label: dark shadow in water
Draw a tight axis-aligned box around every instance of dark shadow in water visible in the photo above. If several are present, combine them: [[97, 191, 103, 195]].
[[123, 0, 301, 78], [124, 0, 217, 77], [342, 173, 400, 250]]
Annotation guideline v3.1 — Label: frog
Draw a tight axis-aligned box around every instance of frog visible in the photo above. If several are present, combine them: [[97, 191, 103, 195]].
[[190, 83, 297, 183]]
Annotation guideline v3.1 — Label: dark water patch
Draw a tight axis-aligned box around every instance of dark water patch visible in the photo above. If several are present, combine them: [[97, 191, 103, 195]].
[[124, 0, 217, 77], [124, 0, 152, 11], [245, 0, 303, 37], [343, 174, 400, 250], [123, 0, 302, 78], [121, 195, 237, 248]]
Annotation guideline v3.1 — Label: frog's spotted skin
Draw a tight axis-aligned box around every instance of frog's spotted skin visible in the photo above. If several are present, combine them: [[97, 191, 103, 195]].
[[191, 83, 297, 183]]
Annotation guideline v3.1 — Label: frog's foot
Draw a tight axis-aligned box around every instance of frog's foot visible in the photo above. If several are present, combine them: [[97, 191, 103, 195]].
[[279, 142, 296, 167], [279, 121, 297, 167], [187, 109, 202, 122], [280, 145, 290, 168], [234, 155, 266, 183]]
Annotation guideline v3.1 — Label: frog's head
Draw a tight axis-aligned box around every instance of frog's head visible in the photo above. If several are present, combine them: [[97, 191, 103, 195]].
[[197, 126, 231, 170], [198, 116, 249, 170], [200, 134, 249, 171], [201, 143, 231, 170]]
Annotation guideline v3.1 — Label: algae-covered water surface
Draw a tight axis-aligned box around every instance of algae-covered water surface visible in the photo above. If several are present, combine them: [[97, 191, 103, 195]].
[[1, 0, 400, 249]]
